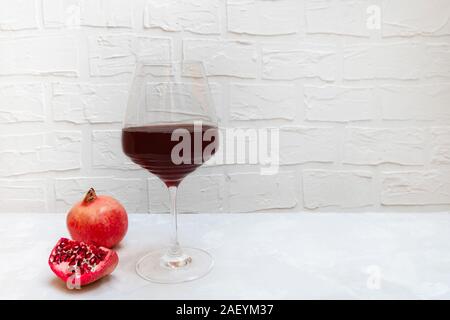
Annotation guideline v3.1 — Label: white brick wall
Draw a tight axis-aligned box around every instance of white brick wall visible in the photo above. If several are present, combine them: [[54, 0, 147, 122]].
[[0, 1, 38, 31], [1, 0, 450, 213], [144, 0, 220, 34], [51, 83, 128, 123], [227, 0, 301, 35], [0, 132, 81, 176], [304, 86, 375, 122], [0, 36, 79, 76], [305, 0, 369, 36], [381, 171, 450, 205], [88, 35, 172, 76], [380, 85, 450, 121], [148, 173, 227, 213], [183, 39, 258, 78], [343, 127, 426, 165], [230, 84, 297, 121], [55, 177, 148, 212], [382, 0, 450, 37], [44, 0, 134, 28], [262, 43, 338, 81], [303, 170, 374, 209], [91, 130, 139, 169], [0, 84, 45, 123]]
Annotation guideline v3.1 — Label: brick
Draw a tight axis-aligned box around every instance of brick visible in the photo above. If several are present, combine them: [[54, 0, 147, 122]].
[[382, 0, 450, 36], [262, 44, 338, 81], [431, 127, 450, 165], [51, 83, 128, 124], [207, 82, 224, 122], [55, 177, 147, 213], [343, 43, 425, 80], [303, 170, 373, 209], [304, 85, 374, 122], [343, 127, 425, 165], [212, 127, 261, 167], [89, 35, 171, 76], [227, 0, 301, 35], [92, 130, 139, 170], [0, 134, 43, 150], [381, 170, 450, 205], [425, 44, 450, 79], [144, 0, 220, 34], [305, 0, 369, 36], [0, 36, 79, 76], [280, 126, 337, 164], [0, 132, 81, 176], [0, 84, 45, 123], [148, 174, 226, 213], [0, 180, 47, 213], [43, 0, 133, 28], [0, 0, 38, 30], [230, 83, 296, 121], [380, 84, 450, 121], [228, 172, 298, 212], [183, 39, 258, 78]]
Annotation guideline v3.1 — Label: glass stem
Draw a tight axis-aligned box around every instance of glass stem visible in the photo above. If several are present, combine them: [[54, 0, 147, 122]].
[[168, 186, 182, 257]]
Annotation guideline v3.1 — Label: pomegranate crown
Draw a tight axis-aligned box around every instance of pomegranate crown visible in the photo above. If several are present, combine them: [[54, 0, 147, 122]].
[[83, 188, 97, 203]]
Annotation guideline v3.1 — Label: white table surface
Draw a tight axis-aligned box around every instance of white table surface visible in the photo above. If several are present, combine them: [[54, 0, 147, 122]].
[[1, 212, 450, 300]]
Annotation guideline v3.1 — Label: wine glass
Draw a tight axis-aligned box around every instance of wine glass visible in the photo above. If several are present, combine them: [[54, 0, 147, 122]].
[[122, 61, 219, 283]]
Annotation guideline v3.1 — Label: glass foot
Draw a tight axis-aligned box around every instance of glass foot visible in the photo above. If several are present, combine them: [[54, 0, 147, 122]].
[[136, 247, 214, 283]]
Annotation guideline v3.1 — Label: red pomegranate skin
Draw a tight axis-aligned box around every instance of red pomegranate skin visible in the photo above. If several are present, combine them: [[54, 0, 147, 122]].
[[67, 189, 128, 248]]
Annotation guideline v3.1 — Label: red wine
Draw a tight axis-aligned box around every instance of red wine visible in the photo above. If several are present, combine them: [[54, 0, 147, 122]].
[[122, 123, 218, 187]]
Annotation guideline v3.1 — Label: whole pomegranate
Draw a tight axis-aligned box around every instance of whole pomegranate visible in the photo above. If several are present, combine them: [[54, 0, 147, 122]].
[[67, 188, 128, 248]]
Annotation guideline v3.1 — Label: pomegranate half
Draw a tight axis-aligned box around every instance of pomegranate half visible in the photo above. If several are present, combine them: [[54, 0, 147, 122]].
[[67, 188, 128, 248], [49, 238, 118, 287]]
